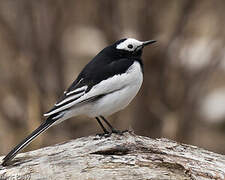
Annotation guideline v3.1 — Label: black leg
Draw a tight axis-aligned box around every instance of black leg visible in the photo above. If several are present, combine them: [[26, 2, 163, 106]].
[[100, 116, 127, 134], [100, 116, 114, 129], [95, 117, 109, 134]]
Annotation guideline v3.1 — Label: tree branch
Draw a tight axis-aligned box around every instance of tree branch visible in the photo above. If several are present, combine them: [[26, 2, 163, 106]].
[[1, 132, 225, 179]]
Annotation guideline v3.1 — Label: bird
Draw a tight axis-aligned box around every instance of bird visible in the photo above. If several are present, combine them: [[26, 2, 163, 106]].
[[1, 38, 156, 166]]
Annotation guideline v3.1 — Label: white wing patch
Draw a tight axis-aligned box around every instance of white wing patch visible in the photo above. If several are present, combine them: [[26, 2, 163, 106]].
[[55, 91, 85, 106], [66, 86, 87, 96], [116, 38, 143, 51], [55, 85, 88, 106], [51, 111, 66, 120], [44, 85, 88, 116]]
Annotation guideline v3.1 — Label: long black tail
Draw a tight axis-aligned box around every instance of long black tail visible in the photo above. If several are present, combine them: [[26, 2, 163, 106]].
[[2, 118, 55, 166]]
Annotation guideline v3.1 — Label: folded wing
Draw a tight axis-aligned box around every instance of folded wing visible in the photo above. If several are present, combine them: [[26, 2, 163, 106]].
[[44, 77, 88, 116], [44, 58, 135, 117]]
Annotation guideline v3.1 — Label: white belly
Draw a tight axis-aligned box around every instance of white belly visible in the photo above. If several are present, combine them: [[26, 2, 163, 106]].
[[84, 61, 143, 117]]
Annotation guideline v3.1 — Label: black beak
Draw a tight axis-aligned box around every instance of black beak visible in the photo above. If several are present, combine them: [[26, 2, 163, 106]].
[[142, 40, 157, 46], [135, 40, 157, 52]]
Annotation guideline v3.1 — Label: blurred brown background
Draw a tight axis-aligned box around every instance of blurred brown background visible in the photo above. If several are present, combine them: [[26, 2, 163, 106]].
[[0, 0, 225, 156]]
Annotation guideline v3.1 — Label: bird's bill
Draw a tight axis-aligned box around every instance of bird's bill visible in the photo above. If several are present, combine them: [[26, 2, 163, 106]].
[[142, 40, 157, 46], [135, 40, 156, 51]]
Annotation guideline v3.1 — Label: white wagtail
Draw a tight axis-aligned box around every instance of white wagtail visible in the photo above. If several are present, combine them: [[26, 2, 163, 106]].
[[2, 38, 156, 166]]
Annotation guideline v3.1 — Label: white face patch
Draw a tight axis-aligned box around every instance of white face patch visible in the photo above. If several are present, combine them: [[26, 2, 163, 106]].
[[116, 38, 143, 51]]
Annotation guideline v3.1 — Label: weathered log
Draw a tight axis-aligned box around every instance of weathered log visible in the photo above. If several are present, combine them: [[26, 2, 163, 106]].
[[0, 132, 225, 180]]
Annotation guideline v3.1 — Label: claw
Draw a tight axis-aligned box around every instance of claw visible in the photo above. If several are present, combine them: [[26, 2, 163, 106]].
[[96, 132, 111, 138], [111, 129, 129, 135], [95, 129, 129, 139]]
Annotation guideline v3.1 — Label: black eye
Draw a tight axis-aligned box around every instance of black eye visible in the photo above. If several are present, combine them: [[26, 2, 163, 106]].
[[127, 44, 133, 49]]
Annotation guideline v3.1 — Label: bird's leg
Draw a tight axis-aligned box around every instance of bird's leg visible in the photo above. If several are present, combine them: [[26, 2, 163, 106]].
[[95, 117, 110, 136], [100, 116, 127, 135]]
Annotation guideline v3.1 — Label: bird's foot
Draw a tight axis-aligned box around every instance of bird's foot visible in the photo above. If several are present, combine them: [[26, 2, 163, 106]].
[[96, 131, 111, 138], [96, 129, 129, 138], [111, 129, 129, 135]]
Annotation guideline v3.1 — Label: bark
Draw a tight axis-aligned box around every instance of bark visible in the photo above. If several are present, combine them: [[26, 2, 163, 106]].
[[0, 132, 225, 180]]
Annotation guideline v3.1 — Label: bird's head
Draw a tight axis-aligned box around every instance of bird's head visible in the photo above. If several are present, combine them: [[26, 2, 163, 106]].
[[111, 38, 156, 58]]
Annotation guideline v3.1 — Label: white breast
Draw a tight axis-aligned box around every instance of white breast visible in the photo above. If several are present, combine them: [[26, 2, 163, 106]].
[[83, 61, 143, 117]]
